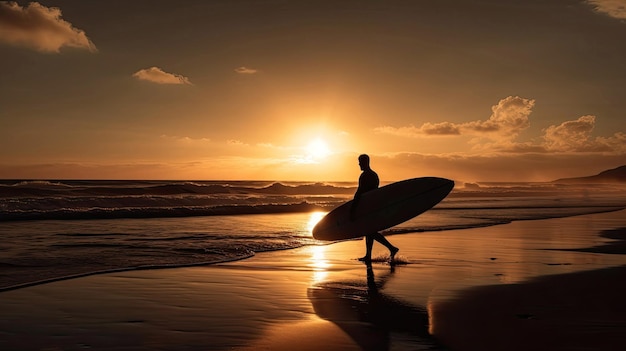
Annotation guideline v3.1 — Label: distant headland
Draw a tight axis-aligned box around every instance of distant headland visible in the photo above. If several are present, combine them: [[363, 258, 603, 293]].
[[554, 165, 626, 183]]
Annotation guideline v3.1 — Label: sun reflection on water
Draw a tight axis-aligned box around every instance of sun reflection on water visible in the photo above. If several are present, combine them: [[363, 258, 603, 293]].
[[306, 212, 331, 284], [309, 245, 330, 284], [306, 211, 327, 234]]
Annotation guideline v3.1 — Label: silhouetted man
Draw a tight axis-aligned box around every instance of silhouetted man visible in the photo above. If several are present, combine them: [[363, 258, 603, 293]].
[[350, 154, 399, 262]]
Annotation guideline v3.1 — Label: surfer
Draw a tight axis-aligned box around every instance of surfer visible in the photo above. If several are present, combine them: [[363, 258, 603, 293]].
[[350, 154, 399, 263]]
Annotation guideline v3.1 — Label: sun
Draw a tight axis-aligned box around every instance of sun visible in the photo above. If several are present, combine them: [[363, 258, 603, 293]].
[[306, 138, 331, 159]]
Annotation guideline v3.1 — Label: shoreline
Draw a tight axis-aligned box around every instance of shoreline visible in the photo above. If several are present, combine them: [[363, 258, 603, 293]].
[[1, 210, 626, 350], [2, 206, 624, 292]]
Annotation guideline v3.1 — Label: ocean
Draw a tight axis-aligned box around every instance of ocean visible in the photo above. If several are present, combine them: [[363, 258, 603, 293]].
[[2, 179, 625, 291]]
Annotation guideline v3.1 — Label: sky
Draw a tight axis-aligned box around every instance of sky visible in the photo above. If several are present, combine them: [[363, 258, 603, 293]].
[[1, 0, 626, 182]]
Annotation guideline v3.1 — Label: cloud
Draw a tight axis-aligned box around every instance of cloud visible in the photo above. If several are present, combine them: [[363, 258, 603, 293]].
[[227, 139, 248, 146], [586, 0, 626, 20], [0, 1, 97, 53], [234, 66, 258, 74], [543, 115, 597, 151], [420, 122, 462, 135], [133, 67, 192, 85], [375, 96, 534, 141], [374, 122, 461, 137], [374, 96, 625, 155], [466, 96, 534, 138], [542, 115, 626, 153], [160, 135, 209, 143]]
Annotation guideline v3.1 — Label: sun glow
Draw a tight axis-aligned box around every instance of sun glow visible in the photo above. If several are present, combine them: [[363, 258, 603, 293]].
[[306, 138, 331, 159], [307, 211, 327, 233]]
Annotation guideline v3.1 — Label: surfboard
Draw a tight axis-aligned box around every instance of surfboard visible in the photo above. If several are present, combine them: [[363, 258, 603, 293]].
[[312, 177, 454, 241]]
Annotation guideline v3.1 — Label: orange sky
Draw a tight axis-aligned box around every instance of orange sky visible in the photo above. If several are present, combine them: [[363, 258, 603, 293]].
[[1, 0, 626, 182]]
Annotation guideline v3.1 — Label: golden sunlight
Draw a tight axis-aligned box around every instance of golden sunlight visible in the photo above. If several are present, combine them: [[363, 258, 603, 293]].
[[307, 212, 330, 283], [307, 211, 327, 233], [306, 138, 331, 160], [309, 245, 330, 284]]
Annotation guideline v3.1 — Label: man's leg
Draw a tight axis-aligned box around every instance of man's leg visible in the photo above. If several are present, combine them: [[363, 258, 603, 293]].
[[358, 234, 374, 261], [372, 232, 399, 261]]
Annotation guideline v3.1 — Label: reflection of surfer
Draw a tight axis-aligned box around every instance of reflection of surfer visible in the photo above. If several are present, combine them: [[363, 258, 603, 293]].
[[308, 265, 434, 350], [350, 154, 399, 262]]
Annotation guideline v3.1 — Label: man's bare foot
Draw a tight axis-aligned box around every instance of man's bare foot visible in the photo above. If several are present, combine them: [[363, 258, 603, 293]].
[[358, 256, 372, 262], [390, 247, 399, 262]]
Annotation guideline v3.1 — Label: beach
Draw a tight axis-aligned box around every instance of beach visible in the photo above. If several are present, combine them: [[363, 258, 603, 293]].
[[1, 209, 625, 350], [3, 1, 626, 349]]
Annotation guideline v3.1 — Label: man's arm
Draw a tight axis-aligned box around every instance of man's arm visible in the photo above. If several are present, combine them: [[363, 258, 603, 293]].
[[350, 198, 360, 220], [350, 186, 363, 221]]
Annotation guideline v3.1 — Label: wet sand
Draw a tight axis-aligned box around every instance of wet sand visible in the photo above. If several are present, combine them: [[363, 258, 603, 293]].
[[1, 210, 625, 350]]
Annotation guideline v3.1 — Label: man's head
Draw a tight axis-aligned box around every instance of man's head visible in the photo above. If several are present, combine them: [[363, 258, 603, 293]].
[[358, 154, 370, 171]]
